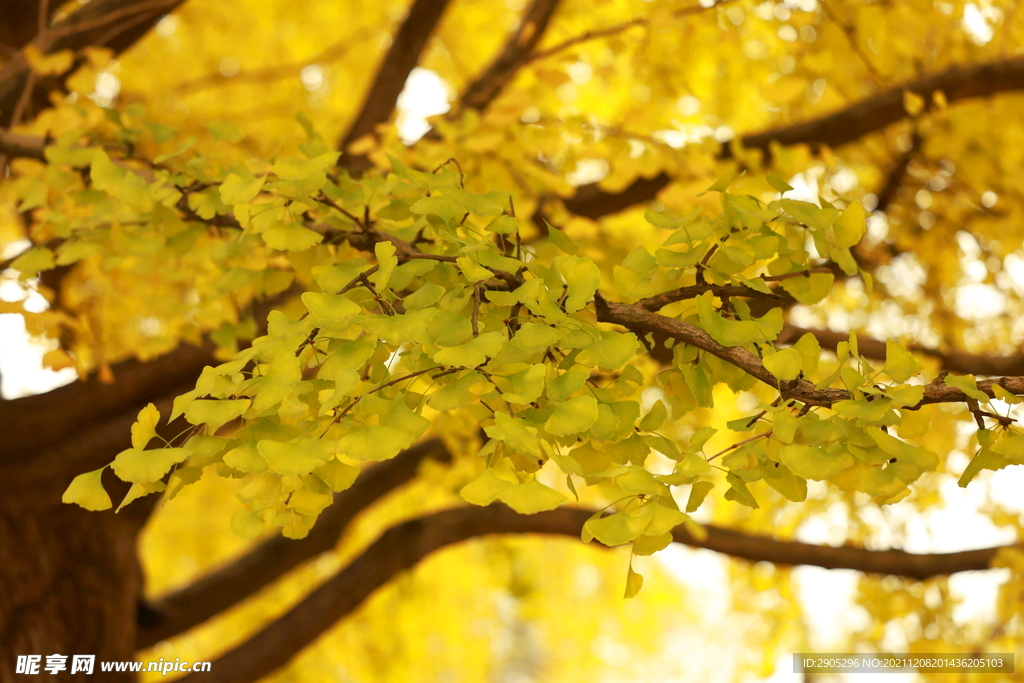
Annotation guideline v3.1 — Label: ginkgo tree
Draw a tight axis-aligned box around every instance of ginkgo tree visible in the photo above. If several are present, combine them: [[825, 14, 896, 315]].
[[2, 0, 1024, 681]]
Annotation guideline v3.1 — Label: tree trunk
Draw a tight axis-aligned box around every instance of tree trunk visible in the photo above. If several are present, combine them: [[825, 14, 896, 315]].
[[0, 474, 142, 682]]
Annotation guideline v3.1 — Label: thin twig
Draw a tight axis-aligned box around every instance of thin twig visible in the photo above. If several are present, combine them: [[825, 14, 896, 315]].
[[706, 429, 773, 463]]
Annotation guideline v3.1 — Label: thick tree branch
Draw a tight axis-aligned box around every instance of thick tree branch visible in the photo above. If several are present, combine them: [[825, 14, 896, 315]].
[[564, 56, 1024, 220], [137, 439, 452, 648], [0, 342, 216, 467], [175, 504, 1013, 683], [874, 133, 922, 214], [784, 325, 1024, 378], [1, 288, 297, 472], [593, 294, 1024, 408], [0, 129, 45, 160], [0, 0, 187, 127], [458, 0, 562, 112], [337, 0, 454, 172]]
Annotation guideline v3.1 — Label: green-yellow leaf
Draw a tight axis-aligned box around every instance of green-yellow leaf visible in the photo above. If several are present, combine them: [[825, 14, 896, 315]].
[[882, 340, 920, 383], [272, 151, 339, 180], [263, 224, 323, 251], [624, 565, 644, 599], [555, 255, 601, 312], [460, 468, 515, 505], [219, 173, 265, 204], [545, 395, 599, 436], [944, 374, 990, 402], [575, 332, 639, 371], [686, 480, 714, 512], [112, 447, 191, 483], [763, 347, 802, 381], [779, 444, 853, 480], [456, 256, 493, 282], [184, 399, 251, 432], [498, 479, 567, 513], [372, 241, 398, 289], [302, 292, 361, 323], [434, 331, 504, 368], [131, 403, 161, 449], [62, 468, 113, 511], [252, 352, 301, 413], [257, 439, 332, 475], [834, 200, 865, 248]]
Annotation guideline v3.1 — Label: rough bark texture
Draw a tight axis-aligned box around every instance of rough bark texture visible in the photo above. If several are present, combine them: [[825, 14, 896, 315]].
[[0, 475, 145, 683]]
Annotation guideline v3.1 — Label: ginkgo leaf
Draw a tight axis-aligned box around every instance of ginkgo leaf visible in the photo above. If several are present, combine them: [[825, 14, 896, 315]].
[[638, 400, 668, 432], [131, 403, 161, 449], [460, 468, 515, 505], [223, 444, 267, 474], [112, 447, 192, 483], [116, 481, 167, 513], [456, 256, 493, 282], [834, 200, 865, 248], [944, 374, 990, 402], [257, 439, 332, 475], [686, 480, 714, 512], [882, 340, 920, 383], [62, 468, 113, 511], [766, 173, 794, 192], [500, 364, 547, 404], [545, 395, 599, 436], [575, 333, 638, 371], [763, 347, 802, 381], [302, 292, 361, 322], [434, 331, 504, 368], [498, 479, 567, 514], [513, 323, 561, 352], [779, 444, 853, 480], [252, 352, 301, 413], [624, 565, 644, 599], [485, 413, 542, 458], [184, 399, 251, 432], [547, 365, 590, 402], [219, 173, 265, 204], [263, 223, 323, 251], [372, 241, 398, 289], [272, 151, 339, 180], [584, 509, 649, 546], [313, 458, 360, 492], [555, 255, 600, 312]]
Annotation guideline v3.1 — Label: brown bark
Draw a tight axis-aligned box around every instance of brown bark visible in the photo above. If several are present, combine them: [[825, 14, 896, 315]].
[[458, 0, 563, 112], [337, 0, 454, 172], [175, 504, 1011, 683], [0, 344, 215, 468], [783, 325, 1024, 378], [137, 439, 452, 647], [564, 57, 1024, 221], [0, 0, 187, 128], [0, 474, 148, 683]]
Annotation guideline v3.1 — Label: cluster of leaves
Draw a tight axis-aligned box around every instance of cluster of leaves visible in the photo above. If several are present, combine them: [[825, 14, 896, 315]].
[[7, 111, 1020, 556]]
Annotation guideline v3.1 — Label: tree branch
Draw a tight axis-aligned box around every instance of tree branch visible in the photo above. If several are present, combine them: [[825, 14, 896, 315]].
[[783, 325, 1024, 378], [0, 0, 187, 127], [337, 0, 455, 172], [0, 128, 45, 160], [1, 288, 298, 472], [458, 0, 563, 112], [137, 439, 452, 648], [174, 504, 1013, 683], [593, 294, 1024, 408], [563, 56, 1024, 220]]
